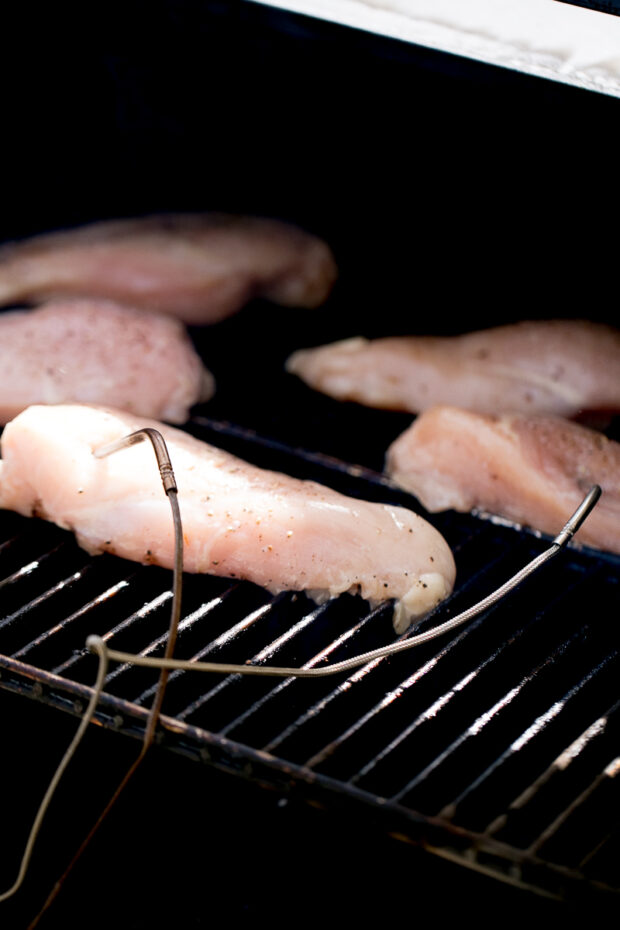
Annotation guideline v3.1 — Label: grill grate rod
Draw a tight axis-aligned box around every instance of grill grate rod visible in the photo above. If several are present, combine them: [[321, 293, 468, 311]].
[[225, 605, 386, 743], [302, 588, 537, 772], [51, 587, 169, 676], [341, 614, 528, 784], [2, 637, 607, 889], [438, 648, 620, 821], [390, 621, 596, 804], [0, 534, 21, 557], [284, 541, 588, 773], [0, 542, 70, 593], [484, 704, 619, 835], [103, 593, 227, 693], [263, 644, 386, 755], [528, 748, 620, 859], [0, 559, 39, 587], [579, 830, 620, 876], [175, 598, 331, 721], [346, 555, 593, 788], [0, 565, 90, 634], [130, 591, 241, 704], [222, 529, 529, 750], [12, 578, 131, 660], [576, 763, 620, 871], [2, 604, 619, 898], [136, 599, 270, 704], [133, 596, 282, 705]]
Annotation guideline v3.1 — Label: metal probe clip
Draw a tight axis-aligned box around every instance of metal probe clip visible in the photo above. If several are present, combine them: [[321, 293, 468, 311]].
[[92, 428, 184, 744]]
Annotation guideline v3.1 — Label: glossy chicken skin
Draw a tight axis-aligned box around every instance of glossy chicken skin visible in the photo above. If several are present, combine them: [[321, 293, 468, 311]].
[[0, 213, 337, 324], [286, 320, 620, 419], [386, 406, 620, 554], [0, 405, 456, 632], [0, 300, 214, 424]]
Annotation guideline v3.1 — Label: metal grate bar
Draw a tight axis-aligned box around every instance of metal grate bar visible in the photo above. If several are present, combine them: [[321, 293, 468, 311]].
[[346, 616, 517, 787], [175, 596, 328, 721], [521, 760, 620, 880], [243, 533, 542, 764], [263, 646, 383, 755], [483, 697, 620, 841], [129, 592, 236, 703], [104, 595, 225, 691], [286, 555, 596, 781], [438, 649, 619, 822], [0, 534, 24, 557], [304, 587, 540, 774], [51, 588, 171, 675], [12, 578, 130, 659], [577, 763, 620, 873], [390, 622, 594, 804], [219, 605, 383, 739], [530, 751, 620, 858], [0, 565, 90, 633], [130, 597, 276, 708], [0, 542, 68, 592]]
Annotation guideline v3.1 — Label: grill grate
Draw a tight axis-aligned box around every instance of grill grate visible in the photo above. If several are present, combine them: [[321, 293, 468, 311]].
[[0, 415, 618, 903]]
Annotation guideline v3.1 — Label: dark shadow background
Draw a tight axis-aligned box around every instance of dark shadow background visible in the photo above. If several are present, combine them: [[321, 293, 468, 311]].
[[2, 0, 618, 335]]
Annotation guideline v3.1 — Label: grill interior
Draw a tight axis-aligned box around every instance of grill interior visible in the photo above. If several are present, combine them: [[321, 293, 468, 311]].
[[1, 352, 619, 910]]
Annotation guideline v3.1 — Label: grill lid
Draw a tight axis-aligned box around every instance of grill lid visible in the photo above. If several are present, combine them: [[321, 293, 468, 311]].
[[250, 0, 620, 97]]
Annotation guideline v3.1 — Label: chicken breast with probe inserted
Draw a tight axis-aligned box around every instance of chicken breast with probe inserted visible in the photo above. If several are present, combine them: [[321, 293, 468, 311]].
[[386, 405, 620, 555], [0, 299, 214, 424], [0, 405, 456, 633], [286, 320, 620, 420], [0, 213, 338, 324]]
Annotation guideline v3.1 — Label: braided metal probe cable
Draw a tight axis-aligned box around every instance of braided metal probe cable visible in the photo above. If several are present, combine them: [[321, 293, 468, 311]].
[[93, 428, 184, 749], [1, 428, 183, 917]]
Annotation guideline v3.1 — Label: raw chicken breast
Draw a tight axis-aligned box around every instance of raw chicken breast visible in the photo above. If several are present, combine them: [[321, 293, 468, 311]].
[[0, 214, 337, 324], [0, 405, 456, 632], [0, 300, 214, 424], [386, 406, 620, 555], [286, 320, 620, 419]]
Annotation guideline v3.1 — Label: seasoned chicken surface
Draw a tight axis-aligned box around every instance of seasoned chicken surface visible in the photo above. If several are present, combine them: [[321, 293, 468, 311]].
[[386, 406, 620, 555], [0, 300, 214, 424], [287, 321, 620, 420], [0, 405, 456, 632], [0, 214, 337, 324]]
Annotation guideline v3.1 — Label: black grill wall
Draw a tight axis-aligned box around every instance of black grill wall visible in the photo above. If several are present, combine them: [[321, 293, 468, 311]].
[[2, 0, 617, 338]]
